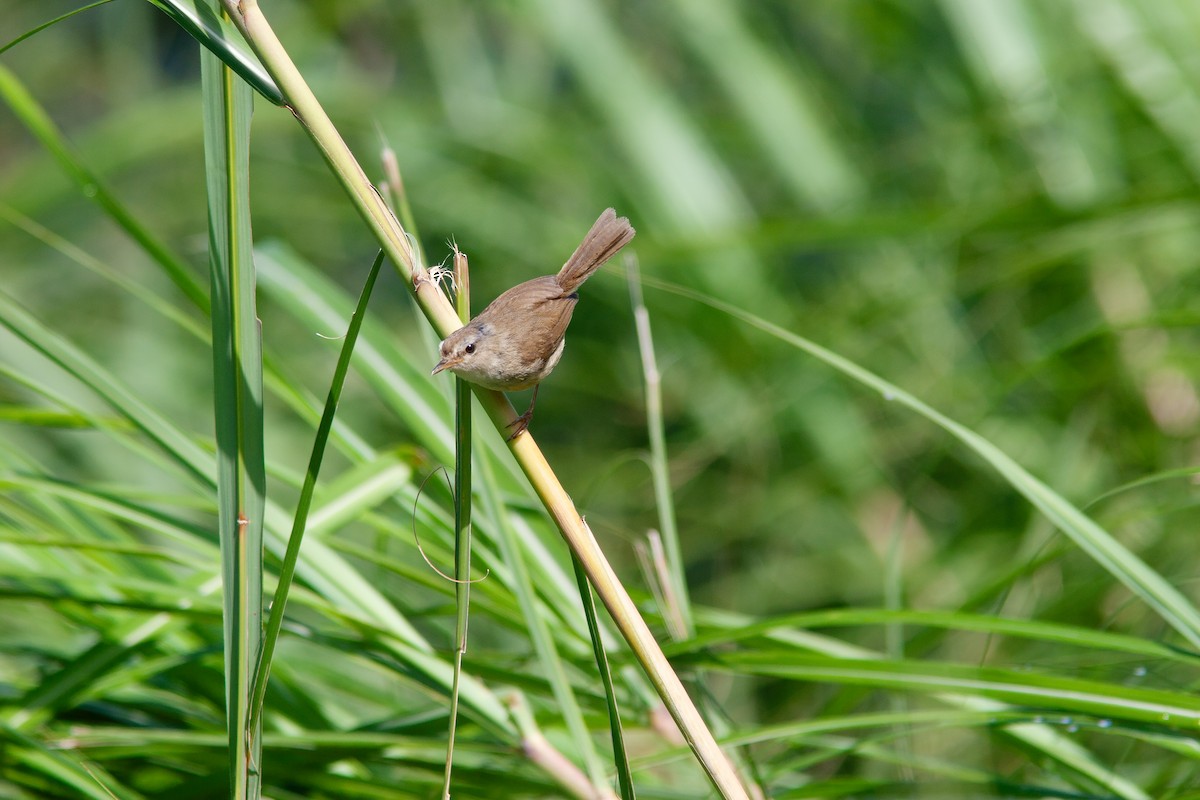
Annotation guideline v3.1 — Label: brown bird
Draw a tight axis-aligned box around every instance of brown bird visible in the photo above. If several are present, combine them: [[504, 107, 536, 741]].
[[432, 208, 636, 438]]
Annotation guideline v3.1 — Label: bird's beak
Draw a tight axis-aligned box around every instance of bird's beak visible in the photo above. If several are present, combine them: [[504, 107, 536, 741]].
[[431, 357, 453, 376]]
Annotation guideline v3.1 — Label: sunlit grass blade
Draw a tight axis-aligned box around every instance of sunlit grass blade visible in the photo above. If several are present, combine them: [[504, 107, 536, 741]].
[[4, 570, 223, 735], [528, 0, 748, 230], [0, 206, 208, 339], [146, 0, 282, 104], [0, 725, 137, 800], [649, 277, 1200, 650], [254, 241, 454, 462], [201, 25, 263, 796], [628, 258, 691, 638], [0, 65, 208, 312], [0, 292, 211, 483], [477, 446, 609, 792], [0, 1, 117, 57], [1071, 0, 1200, 183], [666, 0, 865, 212], [0, 205, 518, 798], [705, 651, 1200, 730], [442, 247, 473, 799], [572, 555, 634, 800], [670, 607, 1197, 664], [941, 1, 1109, 207], [0, 203, 380, 480], [249, 250, 384, 741], [248, 247, 520, 741]]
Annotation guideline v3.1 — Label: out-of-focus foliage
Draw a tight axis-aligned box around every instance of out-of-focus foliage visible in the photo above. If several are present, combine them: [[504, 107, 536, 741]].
[[3, 1, 1200, 797]]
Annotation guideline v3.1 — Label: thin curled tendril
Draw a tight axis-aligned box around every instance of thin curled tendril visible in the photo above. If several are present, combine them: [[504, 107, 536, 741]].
[[412, 466, 490, 585]]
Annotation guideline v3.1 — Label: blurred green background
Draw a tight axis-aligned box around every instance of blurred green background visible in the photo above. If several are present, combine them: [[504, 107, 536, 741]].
[[4, 1, 1200, 797]]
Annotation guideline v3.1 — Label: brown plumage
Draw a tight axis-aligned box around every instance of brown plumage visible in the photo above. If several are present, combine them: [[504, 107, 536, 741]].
[[432, 208, 636, 437]]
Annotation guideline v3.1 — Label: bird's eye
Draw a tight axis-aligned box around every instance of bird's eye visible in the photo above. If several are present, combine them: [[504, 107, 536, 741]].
[[464, 343, 475, 354]]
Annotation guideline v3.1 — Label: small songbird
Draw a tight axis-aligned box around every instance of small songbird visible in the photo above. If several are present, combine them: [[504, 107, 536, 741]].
[[432, 208, 636, 438]]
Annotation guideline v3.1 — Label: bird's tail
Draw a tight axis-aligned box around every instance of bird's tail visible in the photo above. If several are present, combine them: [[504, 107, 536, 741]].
[[555, 208, 636, 293]]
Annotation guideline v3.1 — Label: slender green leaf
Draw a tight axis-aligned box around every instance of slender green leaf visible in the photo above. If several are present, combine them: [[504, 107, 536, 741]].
[[648, 277, 1200, 651], [201, 22, 263, 796], [147, 0, 282, 104]]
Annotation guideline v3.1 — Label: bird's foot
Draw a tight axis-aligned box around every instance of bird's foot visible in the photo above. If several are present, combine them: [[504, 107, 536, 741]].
[[505, 410, 532, 441]]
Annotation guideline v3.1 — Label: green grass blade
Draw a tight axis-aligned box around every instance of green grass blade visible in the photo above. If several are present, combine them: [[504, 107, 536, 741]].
[[708, 651, 1200, 730], [0, 292, 212, 484], [572, 555, 635, 800], [201, 22, 264, 797], [250, 249, 518, 739], [628, 259, 691, 638], [248, 250, 384, 741], [0, 64, 209, 312], [0, 725, 141, 800], [650, 278, 1200, 650], [146, 0, 282, 105], [0, 1, 117, 56], [443, 249, 473, 799], [477, 449, 608, 790], [666, 0, 865, 212], [253, 241, 454, 462], [670, 607, 1197, 663]]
